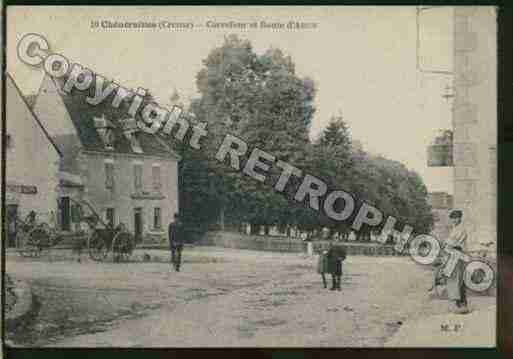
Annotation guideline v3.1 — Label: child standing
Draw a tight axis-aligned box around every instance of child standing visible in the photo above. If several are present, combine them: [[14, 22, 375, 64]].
[[317, 249, 329, 289]]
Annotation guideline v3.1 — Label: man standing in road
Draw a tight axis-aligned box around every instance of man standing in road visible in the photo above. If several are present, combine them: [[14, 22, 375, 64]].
[[168, 213, 185, 272], [327, 243, 346, 291]]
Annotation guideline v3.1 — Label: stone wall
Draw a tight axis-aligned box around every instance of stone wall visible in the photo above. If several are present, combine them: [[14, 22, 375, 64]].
[[199, 231, 405, 256], [452, 7, 497, 252]]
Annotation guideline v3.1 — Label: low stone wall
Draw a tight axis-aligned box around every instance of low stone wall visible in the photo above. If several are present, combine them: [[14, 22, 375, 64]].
[[200, 231, 405, 256], [200, 231, 306, 253]]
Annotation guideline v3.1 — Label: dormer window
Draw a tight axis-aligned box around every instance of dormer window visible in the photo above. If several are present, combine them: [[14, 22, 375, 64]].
[[93, 114, 116, 150], [120, 117, 143, 154]]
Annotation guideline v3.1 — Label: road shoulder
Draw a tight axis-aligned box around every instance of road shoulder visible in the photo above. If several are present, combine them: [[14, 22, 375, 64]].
[[384, 301, 496, 347]]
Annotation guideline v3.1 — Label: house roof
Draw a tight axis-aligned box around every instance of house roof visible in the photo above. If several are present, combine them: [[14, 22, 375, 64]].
[[48, 75, 179, 159], [6, 73, 63, 157]]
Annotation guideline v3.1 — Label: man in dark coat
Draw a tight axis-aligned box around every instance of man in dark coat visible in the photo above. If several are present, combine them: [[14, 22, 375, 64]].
[[168, 213, 185, 272], [327, 245, 346, 291]]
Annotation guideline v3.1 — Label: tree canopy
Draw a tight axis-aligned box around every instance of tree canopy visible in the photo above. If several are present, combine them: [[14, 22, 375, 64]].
[[173, 35, 434, 242]]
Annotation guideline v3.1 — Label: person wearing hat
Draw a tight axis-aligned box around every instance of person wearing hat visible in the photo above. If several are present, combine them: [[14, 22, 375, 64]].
[[445, 209, 470, 314], [168, 213, 185, 272]]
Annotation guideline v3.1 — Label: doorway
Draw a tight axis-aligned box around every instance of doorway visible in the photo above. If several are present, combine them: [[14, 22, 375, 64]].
[[6, 204, 18, 248], [134, 208, 143, 243]]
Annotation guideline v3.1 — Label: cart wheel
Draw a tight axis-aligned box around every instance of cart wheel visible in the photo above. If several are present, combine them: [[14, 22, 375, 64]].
[[89, 231, 108, 261], [112, 231, 134, 262], [28, 227, 50, 248]]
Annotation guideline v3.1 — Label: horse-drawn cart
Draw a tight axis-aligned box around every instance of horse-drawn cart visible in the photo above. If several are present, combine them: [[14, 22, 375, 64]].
[[87, 226, 135, 262], [15, 216, 58, 258], [15, 199, 136, 262], [71, 198, 136, 262]]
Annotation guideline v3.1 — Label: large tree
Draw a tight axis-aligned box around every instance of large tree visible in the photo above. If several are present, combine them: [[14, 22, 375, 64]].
[[192, 35, 316, 234]]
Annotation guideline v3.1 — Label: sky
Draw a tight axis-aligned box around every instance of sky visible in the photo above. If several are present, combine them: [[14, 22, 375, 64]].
[[7, 6, 455, 194]]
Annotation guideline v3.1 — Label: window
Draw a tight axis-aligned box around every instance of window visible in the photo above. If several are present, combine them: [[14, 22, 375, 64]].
[[154, 207, 162, 230], [152, 165, 162, 191], [60, 197, 71, 231], [134, 164, 143, 191], [105, 162, 114, 190], [106, 208, 115, 228]]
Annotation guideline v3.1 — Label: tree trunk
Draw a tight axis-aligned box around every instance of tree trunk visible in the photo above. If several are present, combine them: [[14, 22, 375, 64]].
[[250, 224, 259, 235]]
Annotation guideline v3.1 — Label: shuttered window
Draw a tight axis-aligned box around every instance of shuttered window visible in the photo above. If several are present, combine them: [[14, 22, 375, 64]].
[[105, 162, 114, 190], [154, 207, 162, 230], [152, 165, 162, 191], [134, 164, 143, 191]]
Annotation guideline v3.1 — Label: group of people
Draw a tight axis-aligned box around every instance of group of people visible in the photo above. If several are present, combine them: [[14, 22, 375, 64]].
[[317, 243, 347, 291], [314, 209, 471, 314]]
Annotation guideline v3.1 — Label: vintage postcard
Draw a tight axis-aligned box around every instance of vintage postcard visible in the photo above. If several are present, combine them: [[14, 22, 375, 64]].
[[3, 6, 497, 347]]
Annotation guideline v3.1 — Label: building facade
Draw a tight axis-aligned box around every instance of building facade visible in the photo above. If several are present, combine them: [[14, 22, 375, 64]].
[[427, 191, 453, 241], [5, 74, 62, 247], [452, 7, 497, 252], [427, 8, 497, 253], [33, 74, 180, 243]]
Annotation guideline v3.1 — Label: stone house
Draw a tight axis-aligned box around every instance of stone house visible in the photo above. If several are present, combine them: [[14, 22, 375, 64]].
[[32, 74, 180, 243], [4, 73, 62, 247]]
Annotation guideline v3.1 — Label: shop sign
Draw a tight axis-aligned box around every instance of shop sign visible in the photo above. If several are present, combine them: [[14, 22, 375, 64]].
[[6, 184, 38, 194]]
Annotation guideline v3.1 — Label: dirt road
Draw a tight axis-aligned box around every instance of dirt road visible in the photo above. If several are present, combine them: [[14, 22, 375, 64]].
[[5, 247, 486, 347]]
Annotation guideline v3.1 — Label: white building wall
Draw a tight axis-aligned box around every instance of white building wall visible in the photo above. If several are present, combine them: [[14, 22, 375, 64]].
[[78, 151, 178, 241], [32, 75, 77, 137], [5, 75, 61, 223]]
